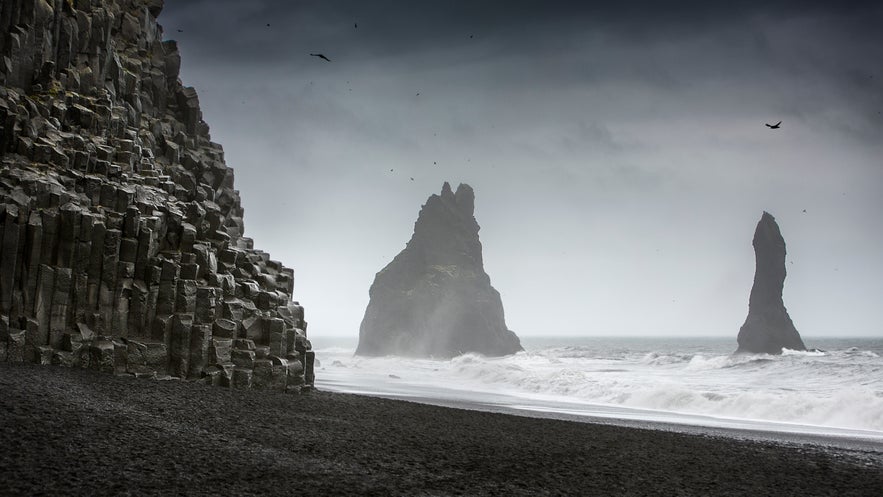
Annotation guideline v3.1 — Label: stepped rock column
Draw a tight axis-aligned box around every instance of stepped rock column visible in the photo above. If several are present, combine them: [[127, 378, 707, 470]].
[[98, 229, 121, 332], [72, 213, 94, 326], [86, 221, 106, 325], [23, 212, 43, 317], [48, 267, 72, 348], [33, 265, 54, 350], [152, 258, 179, 346], [0, 207, 21, 315], [169, 313, 192, 378]]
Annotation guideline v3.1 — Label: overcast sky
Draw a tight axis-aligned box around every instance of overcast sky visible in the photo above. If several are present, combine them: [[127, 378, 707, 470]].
[[159, 1, 882, 338]]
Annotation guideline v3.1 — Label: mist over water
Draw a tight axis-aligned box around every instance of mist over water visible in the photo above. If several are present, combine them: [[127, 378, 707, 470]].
[[313, 336, 883, 438]]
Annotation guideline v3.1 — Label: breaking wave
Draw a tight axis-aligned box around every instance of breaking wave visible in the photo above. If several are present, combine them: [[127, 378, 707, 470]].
[[315, 337, 883, 434]]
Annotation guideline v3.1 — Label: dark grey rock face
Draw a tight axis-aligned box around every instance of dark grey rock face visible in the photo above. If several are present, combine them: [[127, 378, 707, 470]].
[[736, 212, 806, 354], [357, 182, 522, 358], [0, 0, 312, 389]]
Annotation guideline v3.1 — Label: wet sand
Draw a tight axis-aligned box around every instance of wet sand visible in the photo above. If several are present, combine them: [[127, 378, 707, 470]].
[[1, 362, 881, 496]]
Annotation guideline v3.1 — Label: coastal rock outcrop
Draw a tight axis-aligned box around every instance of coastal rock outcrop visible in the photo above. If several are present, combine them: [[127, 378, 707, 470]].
[[736, 212, 806, 354], [0, 0, 313, 389], [356, 182, 522, 358]]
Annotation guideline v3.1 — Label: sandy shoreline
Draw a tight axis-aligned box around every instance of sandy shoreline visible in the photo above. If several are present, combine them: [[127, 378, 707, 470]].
[[1, 362, 881, 496]]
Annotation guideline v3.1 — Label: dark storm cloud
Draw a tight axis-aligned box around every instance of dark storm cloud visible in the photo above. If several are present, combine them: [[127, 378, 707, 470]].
[[156, 1, 883, 336], [163, 0, 883, 144], [162, 1, 882, 64]]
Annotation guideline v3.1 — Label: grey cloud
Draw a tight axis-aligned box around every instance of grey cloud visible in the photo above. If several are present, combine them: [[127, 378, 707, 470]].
[[162, 1, 881, 64], [158, 1, 883, 336]]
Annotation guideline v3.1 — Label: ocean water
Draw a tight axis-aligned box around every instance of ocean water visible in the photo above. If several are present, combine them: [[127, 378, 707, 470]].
[[311, 335, 883, 441]]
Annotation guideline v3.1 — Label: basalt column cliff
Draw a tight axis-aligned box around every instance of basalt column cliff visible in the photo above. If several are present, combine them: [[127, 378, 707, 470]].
[[0, 0, 313, 389], [357, 182, 522, 358], [736, 212, 806, 354]]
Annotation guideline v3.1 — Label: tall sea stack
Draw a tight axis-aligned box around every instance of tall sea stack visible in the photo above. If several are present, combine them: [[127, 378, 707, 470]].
[[736, 212, 806, 354], [357, 182, 522, 358], [0, 0, 313, 389]]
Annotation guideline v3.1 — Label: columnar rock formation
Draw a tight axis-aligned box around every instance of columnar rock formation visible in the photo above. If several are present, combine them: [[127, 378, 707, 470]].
[[736, 211, 806, 354], [357, 182, 522, 358], [0, 0, 313, 389]]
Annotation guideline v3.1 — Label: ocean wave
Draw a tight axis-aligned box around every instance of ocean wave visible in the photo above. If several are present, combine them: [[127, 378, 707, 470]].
[[684, 354, 774, 371], [318, 341, 883, 432], [639, 352, 693, 366], [441, 351, 883, 431], [843, 347, 880, 358], [542, 346, 596, 359], [623, 385, 883, 431], [782, 348, 826, 357]]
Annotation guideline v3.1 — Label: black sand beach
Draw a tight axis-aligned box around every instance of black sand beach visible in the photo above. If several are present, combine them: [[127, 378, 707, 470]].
[[1, 362, 881, 497]]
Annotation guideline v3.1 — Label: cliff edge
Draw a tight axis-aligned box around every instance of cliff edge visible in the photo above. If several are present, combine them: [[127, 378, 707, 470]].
[[0, 0, 313, 389]]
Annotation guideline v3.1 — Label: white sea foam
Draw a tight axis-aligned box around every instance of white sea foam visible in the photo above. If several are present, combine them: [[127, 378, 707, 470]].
[[314, 337, 883, 435], [782, 348, 826, 357]]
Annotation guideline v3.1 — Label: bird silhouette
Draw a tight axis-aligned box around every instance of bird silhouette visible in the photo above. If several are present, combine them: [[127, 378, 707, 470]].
[[354, 22, 358, 28], [765, 121, 782, 129], [802, 209, 807, 213], [410, 177, 414, 181], [176, 29, 183, 33], [310, 53, 331, 62]]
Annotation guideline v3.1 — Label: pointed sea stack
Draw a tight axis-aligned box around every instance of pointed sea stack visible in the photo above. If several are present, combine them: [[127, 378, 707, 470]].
[[356, 182, 522, 358], [736, 212, 806, 354]]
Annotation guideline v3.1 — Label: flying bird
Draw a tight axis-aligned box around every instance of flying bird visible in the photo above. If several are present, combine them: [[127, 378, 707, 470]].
[[765, 121, 782, 129], [310, 53, 331, 62], [176, 29, 183, 33], [802, 209, 807, 213], [354, 22, 358, 28], [410, 177, 414, 181]]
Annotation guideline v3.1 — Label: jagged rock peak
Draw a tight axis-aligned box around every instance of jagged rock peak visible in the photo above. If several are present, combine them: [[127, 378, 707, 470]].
[[0, 0, 313, 390], [441, 181, 454, 198], [356, 182, 522, 358], [736, 211, 806, 354]]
